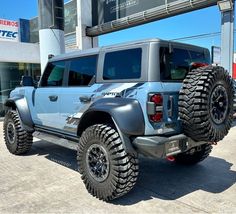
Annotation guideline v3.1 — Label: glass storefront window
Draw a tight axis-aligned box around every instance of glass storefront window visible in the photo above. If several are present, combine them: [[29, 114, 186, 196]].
[[64, 0, 77, 35], [0, 62, 41, 116], [29, 0, 77, 44], [29, 17, 39, 43]]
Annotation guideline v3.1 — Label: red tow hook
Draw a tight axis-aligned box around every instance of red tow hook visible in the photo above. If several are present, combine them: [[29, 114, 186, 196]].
[[167, 156, 175, 162]]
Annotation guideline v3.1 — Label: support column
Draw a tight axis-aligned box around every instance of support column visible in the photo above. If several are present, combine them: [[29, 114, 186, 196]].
[[38, 0, 65, 73], [76, 0, 98, 50], [221, 6, 234, 75]]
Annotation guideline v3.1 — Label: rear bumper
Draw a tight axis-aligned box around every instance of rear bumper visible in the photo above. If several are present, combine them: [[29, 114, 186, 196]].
[[132, 134, 207, 158]]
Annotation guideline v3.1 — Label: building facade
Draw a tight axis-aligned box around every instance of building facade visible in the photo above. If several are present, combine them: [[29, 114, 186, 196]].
[[0, 0, 77, 116]]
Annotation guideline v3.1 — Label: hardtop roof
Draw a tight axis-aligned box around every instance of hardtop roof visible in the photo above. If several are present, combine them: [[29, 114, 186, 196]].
[[50, 38, 208, 62]]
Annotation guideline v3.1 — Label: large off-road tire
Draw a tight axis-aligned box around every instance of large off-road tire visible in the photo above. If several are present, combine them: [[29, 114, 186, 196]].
[[77, 124, 139, 201], [3, 110, 33, 155], [179, 66, 234, 142], [175, 144, 212, 165]]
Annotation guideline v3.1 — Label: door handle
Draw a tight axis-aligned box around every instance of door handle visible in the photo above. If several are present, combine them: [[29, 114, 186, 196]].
[[49, 95, 58, 102], [79, 96, 91, 103]]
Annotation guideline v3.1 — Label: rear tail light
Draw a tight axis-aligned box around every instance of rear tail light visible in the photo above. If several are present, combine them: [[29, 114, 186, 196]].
[[148, 94, 163, 123], [150, 94, 163, 105], [150, 112, 163, 122]]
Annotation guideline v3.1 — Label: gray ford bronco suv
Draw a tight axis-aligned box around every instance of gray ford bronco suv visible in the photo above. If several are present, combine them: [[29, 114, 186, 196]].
[[3, 39, 234, 201]]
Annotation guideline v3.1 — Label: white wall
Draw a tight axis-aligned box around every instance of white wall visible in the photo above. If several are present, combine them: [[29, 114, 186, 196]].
[[77, 0, 98, 50], [39, 29, 65, 72], [0, 41, 40, 64]]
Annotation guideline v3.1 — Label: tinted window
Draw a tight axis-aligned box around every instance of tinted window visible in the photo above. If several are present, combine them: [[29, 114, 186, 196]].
[[68, 55, 97, 86], [189, 50, 209, 64], [160, 47, 209, 81], [41, 61, 65, 87], [103, 48, 142, 80]]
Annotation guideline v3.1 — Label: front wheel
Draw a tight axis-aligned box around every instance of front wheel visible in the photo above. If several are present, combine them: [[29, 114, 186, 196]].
[[3, 110, 33, 155], [77, 124, 139, 201]]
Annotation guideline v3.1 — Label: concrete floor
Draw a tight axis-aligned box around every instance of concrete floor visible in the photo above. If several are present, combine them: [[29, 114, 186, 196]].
[[0, 122, 235, 213]]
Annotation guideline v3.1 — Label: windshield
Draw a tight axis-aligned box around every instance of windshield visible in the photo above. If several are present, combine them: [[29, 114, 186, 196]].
[[160, 47, 210, 81]]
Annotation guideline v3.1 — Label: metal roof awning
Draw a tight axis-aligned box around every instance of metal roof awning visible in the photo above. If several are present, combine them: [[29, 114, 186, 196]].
[[87, 0, 219, 37]]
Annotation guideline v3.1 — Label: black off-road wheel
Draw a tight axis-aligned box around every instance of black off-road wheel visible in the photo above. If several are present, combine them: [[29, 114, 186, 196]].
[[77, 124, 139, 201], [3, 110, 33, 155], [179, 66, 234, 142], [175, 143, 212, 165]]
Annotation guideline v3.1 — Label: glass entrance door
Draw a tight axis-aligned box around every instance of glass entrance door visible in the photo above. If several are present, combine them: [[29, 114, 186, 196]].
[[0, 62, 41, 116]]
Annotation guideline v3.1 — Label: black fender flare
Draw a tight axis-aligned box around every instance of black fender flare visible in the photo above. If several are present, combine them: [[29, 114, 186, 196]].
[[5, 96, 34, 132], [77, 98, 145, 153]]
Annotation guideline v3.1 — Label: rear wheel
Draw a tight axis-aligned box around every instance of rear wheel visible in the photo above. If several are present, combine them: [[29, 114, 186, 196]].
[[77, 124, 139, 201], [175, 144, 212, 165], [3, 110, 33, 155]]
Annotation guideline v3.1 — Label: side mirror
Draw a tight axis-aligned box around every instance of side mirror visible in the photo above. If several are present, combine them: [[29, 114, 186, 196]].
[[20, 76, 34, 87], [34, 76, 41, 86], [35, 76, 41, 82]]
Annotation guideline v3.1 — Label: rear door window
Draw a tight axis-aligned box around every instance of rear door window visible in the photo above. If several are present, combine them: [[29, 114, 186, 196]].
[[68, 55, 97, 86], [103, 48, 142, 80]]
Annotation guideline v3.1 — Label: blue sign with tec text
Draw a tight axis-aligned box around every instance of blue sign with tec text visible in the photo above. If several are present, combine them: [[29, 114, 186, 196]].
[[0, 30, 18, 38]]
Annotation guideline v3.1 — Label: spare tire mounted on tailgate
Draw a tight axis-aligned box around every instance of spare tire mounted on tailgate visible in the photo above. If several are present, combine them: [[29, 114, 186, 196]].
[[179, 66, 234, 143]]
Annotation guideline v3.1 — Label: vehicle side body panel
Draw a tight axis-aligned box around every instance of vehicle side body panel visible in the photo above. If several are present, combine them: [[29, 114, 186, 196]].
[[5, 38, 211, 142]]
